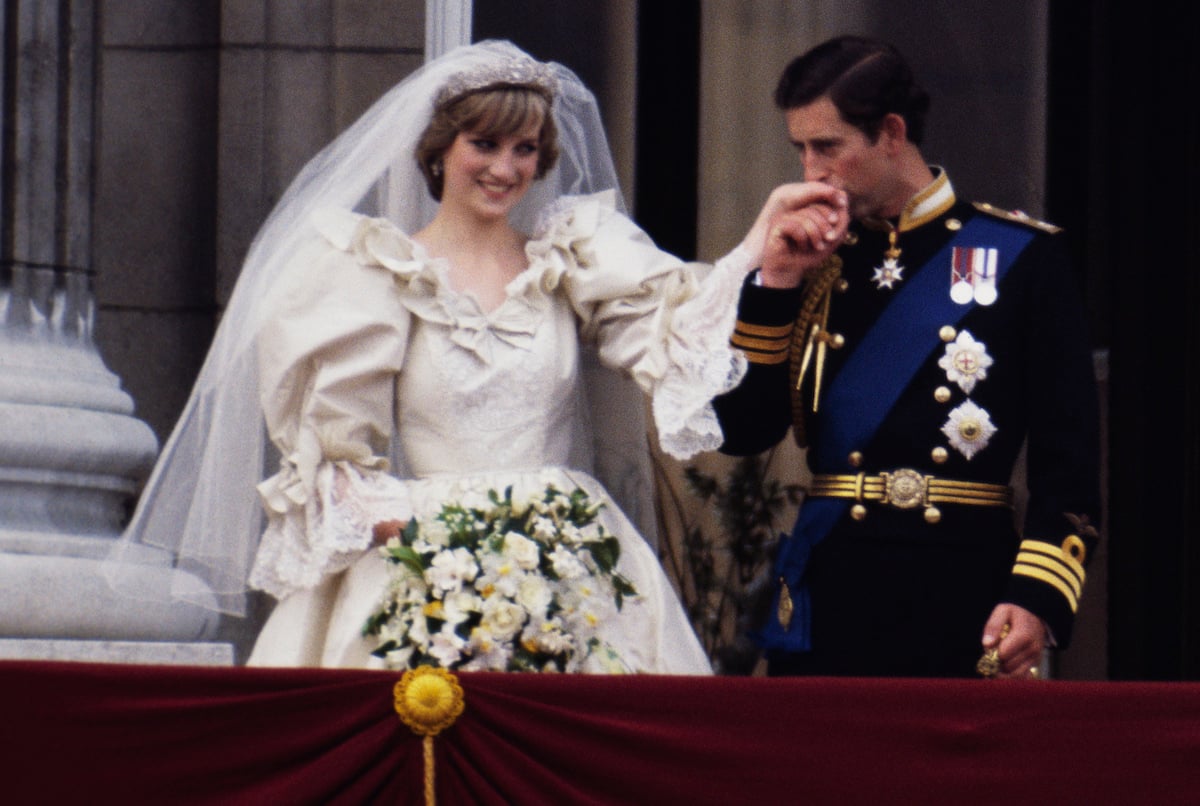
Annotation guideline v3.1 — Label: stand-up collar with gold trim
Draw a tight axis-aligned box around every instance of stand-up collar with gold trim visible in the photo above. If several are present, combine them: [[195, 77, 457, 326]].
[[898, 167, 955, 232], [862, 168, 955, 291]]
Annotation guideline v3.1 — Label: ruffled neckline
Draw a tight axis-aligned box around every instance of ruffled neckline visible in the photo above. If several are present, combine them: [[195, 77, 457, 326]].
[[310, 191, 618, 364]]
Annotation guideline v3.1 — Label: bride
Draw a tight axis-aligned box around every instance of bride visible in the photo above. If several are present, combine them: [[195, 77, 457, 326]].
[[112, 40, 843, 674]]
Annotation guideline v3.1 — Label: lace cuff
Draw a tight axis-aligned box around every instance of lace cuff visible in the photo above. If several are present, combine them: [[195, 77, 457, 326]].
[[653, 244, 755, 460], [249, 461, 412, 600]]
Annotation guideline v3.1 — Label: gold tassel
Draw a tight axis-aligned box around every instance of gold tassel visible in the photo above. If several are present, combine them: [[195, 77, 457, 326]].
[[778, 579, 794, 631], [394, 666, 466, 805], [974, 623, 1011, 678]]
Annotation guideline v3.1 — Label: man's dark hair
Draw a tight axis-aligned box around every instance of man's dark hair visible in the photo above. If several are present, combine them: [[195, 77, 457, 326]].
[[774, 35, 931, 145]]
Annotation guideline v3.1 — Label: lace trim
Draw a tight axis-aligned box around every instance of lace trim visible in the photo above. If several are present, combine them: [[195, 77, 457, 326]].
[[249, 461, 412, 599], [653, 245, 754, 460]]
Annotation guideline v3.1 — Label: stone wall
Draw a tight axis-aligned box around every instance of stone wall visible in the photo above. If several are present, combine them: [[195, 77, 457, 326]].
[[94, 1, 425, 446]]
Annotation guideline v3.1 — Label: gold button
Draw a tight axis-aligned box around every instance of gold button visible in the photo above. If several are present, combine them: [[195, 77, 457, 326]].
[[934, 386, 952, 403], [836, 278, 850, 292], [844, 232, 859, 246], [924, 506, 942, 524], [946, 218, 962, 231], [848, 451, 863, 468], [931, 446, 949, 464], [830, 333, 845, 349], [939, 325, 957, 342], [850, 504, 867, 521]]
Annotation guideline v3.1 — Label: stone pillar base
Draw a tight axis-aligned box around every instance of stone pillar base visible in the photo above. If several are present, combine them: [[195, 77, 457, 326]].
[[0, 551, 221, 641], [0, 638, 233, 666]]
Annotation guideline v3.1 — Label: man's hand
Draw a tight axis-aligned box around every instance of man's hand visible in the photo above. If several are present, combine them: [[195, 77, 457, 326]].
[[980, 603, 1046, 678], [743, 182, 849, 288], [761, 202, 849, 287]]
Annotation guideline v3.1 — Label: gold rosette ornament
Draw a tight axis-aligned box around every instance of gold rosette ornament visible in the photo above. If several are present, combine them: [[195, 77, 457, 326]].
[[394, 666, 466, 806]]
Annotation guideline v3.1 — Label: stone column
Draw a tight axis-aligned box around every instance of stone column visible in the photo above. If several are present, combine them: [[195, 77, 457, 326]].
[[0, 0, 224, 663], [426, 0, 472, 60]]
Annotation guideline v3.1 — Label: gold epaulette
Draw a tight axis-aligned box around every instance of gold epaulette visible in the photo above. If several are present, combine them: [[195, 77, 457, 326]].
[[788, 255, 843, 447], [973, 201, 1062, 234]]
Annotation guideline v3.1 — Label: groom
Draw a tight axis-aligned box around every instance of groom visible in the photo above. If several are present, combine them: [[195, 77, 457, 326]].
[[715, 35, 1101, 678]]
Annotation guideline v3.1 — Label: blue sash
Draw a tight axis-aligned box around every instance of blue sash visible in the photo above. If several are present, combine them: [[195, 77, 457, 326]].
[[760, 214, 1037, 652]]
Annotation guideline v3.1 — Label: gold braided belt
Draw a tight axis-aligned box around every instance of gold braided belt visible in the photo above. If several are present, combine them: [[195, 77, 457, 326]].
[[808, 469, 1014, 524]]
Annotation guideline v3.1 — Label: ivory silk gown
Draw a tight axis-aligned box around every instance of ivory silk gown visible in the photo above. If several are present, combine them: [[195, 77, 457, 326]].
[[247, 191, 751, 673]]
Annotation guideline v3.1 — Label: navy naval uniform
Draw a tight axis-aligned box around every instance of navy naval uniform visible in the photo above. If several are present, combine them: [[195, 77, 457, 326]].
[[713, 171, 1101, 677]]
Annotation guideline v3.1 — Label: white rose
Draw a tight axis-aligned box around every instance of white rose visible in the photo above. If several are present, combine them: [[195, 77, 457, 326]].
[[481, 598, 527, 642], [465, 628, 514, 671], [442, 589, 482, 625], [418, 518, 452, 547], [516, 574, 553, 613], [531, 516, 557, 542], [406, 610, 431, 649], [476, 553, 522, 598], [503, 532, 541, 570], [426, 547, 478, 594], [429, 624, 466, 667], [527, 620, 574, 655], [549, 545, 586, 580]]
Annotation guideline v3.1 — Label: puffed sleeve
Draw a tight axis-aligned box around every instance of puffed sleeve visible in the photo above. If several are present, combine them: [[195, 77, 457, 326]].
[[248, 209, 420, 599], [527, 191, 756, 459]]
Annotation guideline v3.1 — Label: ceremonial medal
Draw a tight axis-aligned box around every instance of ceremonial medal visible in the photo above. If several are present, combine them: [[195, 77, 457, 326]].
[[871, 227, 905, 290], [950, 246, 974, 304], [973, 246, 999, 305], [950, 246, 999, 305]]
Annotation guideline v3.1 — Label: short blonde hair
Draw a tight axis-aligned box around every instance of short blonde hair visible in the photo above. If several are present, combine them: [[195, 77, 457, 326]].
[[415, 88, 559, 201]]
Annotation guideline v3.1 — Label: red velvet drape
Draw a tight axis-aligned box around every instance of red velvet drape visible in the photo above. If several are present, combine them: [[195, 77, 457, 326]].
[[4, 661, 1199, 804]]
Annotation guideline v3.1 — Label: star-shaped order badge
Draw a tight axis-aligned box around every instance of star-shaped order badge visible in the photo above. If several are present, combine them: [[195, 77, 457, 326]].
[[871, 257, 904, 289], [937, 330, 993, 394], [941, 400, 997, 460]]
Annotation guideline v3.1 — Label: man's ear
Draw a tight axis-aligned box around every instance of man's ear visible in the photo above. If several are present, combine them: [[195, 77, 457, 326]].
[[879, 112, 908, 153]]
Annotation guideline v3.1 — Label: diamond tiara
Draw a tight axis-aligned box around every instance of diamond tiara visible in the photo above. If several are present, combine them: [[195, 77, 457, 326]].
[[435, 54, 559, 108]]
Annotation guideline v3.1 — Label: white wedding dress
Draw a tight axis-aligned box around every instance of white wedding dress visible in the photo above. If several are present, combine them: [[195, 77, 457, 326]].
[[246, 190, 751, 674]]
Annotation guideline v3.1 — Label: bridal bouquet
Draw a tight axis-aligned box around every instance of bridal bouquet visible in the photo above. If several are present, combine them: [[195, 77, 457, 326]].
[[364, 484, 638, 672]]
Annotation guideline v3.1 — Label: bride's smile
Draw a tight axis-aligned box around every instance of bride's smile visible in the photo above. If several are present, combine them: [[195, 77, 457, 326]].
[[441, 123, 542, 218]]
